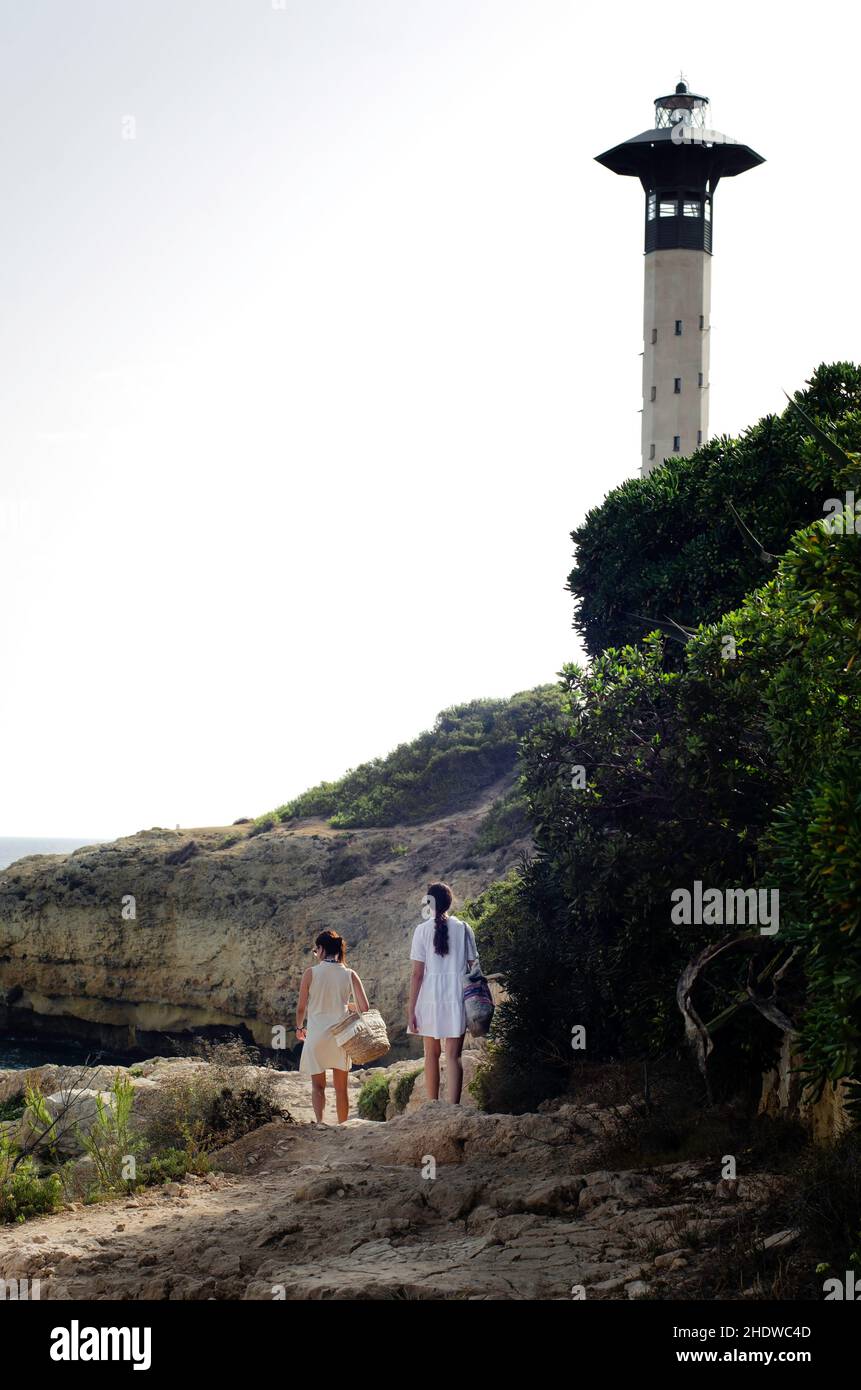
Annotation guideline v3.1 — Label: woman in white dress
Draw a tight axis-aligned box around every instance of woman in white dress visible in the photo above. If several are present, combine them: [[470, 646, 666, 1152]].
[[407, 881, 477, 1104], [296, 930, 369, 1123]]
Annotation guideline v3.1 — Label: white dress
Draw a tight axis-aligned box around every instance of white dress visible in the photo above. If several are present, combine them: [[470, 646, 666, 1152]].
[[410, 914, 478, 1040], [299, 962, 355, 1073]]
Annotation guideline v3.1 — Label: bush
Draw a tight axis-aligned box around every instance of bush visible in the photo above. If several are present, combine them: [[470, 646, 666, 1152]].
[[143, 1043, 286, 1157], [469, 1040, 563, 1115], [392, 1069, 422, 1113], [569, 363, 861, 659], [472, 790, 532, 855], [789, 1130, 861, 1274], [0, 1138, 63, 1224], [357, 1073, 390, 1122], [0, 1095, 26, 1123], [206, 1086, 281, 1144], [78, 1074, 142, 1195], [138, 1147, 210, 1186]]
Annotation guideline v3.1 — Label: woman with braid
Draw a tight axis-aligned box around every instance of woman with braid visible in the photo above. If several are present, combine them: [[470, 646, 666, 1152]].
[[407, 881, 477, 1104]]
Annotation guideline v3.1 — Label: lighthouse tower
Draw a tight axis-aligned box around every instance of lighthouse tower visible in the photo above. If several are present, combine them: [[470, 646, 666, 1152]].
[[596, 80, 764, 475]]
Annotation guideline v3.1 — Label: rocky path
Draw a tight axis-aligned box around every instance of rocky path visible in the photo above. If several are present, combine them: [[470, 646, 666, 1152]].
[[0, 1069, 779, 1301]]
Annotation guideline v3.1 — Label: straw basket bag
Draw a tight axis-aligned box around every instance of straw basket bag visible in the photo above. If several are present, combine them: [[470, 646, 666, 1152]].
[[329, 1007, 390, 1065]]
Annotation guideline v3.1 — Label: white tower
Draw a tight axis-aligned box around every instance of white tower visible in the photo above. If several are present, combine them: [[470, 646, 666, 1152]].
[[596, 80, 764, 476]]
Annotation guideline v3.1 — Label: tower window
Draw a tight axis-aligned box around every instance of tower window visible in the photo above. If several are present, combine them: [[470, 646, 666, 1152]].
[[674, 378, 681, 394], [704, 201, 711, 222], [675, 320, 683, 335], [673, 435, 681, 452], [650, 386, 656, 401], [683, 200, 702, 218], [699, 314, 705, 329], [647, 193, 656, 221], [698, 372, 704, 387], [649, 444, 656, 460], [659, 200, 677, 218], [651, 328, 657, 344], [697, 430, 703, 445]]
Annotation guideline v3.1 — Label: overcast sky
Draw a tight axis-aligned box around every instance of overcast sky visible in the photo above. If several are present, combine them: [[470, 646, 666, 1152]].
[[2, 0, 859, 838]]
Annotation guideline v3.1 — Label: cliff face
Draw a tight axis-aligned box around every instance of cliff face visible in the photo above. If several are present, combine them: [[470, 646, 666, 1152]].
[[0, 777, 525, 1060]]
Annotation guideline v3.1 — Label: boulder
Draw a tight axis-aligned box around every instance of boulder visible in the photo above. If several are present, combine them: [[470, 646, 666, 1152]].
[[18, 1088, 115, 1155], [405, 1050, 483, 1112]]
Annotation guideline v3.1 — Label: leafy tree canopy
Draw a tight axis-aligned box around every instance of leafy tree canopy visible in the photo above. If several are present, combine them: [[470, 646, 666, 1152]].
[[569, 362, 861, 658]]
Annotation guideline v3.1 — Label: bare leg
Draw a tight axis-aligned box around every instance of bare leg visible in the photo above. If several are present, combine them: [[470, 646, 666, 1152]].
[[444, 1036, 465, 1104], [423, 1037, 442, 1100], [311, 1071, 326, 1122], [332, 1068, 350, 1123]]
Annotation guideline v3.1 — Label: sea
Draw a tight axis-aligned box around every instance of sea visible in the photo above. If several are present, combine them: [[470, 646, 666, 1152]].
[[0, 836, 110, 1070], [0, 1038, 140, 1072], [0, 836, 103, 872]]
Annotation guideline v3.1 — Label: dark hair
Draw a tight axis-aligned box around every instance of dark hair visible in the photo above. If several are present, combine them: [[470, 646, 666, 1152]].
[[315, 930, 346, 962], [427, 882, 453, 956]]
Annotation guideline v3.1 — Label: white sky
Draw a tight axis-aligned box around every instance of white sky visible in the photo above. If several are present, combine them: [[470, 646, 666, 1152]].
[[2, 0, 859, 838]]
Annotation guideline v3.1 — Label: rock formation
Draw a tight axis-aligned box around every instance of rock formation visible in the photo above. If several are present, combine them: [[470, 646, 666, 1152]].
[[0, 776, 525, 1060], [0, 1056, 793, 1301]]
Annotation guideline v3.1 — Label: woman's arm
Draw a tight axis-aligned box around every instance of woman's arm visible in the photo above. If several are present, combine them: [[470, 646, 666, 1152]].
[[408, 961, 424, 1033], [350, 970, 370, 1013], [296, 967, 312, 1041]]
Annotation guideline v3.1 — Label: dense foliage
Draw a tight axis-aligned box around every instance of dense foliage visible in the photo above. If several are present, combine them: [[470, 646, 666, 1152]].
[[266, 686, 563, 828], [471, 365, 861, 1113], [568, 363, 861, 659]]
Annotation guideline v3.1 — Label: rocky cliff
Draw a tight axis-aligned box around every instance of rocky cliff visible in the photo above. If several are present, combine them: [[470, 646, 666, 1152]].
[[0, 775, 526, 1060]]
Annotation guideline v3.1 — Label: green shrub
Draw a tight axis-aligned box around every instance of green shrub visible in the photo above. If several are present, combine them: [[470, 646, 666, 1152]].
[[206, 1086, 281, 1144], [357, 1073, 390, 1122], [468, 1040, 561, 1115], [392, 1069, 422, 1113], [569, 363, 861, 659], [472, 790, 531, 855], [0, 1138, 63, 1224], [78, 1074, 142, 1195], [143, 1043, 286, 1157], [138, 1147, 210, 1186], [0, 1095, 26, 1123]]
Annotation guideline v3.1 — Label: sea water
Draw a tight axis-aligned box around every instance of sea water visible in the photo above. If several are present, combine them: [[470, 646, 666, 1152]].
[[0, 836, 102, 872]]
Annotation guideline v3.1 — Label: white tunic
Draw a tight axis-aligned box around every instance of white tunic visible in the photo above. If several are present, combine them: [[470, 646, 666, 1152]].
[[299, 961, 355, 1073], [410, 914, 478, 1040]]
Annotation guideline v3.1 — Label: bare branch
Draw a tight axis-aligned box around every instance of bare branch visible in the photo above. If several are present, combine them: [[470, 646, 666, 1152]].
[[727, 499, 778, 565]]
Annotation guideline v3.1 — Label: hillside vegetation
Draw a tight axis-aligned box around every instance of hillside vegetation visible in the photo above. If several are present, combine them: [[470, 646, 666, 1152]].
[[262, 686, 563, 829]]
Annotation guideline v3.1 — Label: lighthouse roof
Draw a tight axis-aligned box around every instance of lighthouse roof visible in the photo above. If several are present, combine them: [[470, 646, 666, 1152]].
[[596, 125, 765, 182]]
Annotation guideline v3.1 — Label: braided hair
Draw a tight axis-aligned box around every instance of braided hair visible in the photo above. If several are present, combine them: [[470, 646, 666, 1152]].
[[427, 881, 453, 956]]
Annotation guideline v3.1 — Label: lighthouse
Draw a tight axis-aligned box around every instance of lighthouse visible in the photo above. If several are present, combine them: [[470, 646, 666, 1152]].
[[596, 80, 764, 475]]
